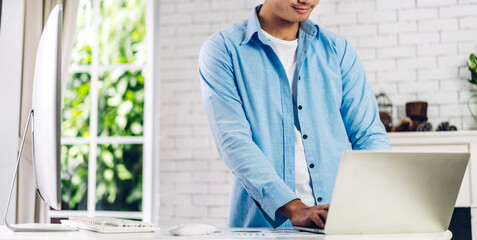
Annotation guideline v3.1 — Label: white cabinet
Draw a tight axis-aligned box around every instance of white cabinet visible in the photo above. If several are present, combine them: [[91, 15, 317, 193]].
[[388, 131, 477, 239]]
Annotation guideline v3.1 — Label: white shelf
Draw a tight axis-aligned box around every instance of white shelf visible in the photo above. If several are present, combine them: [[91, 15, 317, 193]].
[[389, 131, 477, 145]]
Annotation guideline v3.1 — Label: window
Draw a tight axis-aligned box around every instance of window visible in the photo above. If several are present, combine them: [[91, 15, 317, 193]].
[[51, 0, 152, 221]]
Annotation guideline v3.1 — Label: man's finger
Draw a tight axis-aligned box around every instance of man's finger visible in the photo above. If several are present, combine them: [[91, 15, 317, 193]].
[[311, 204, 330, 210], [318, 210, 328, 223], [311, 213, 325, 229]]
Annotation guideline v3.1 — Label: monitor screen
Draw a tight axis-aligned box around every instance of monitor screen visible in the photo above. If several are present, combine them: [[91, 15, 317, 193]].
[[31, 4, 63, 210]]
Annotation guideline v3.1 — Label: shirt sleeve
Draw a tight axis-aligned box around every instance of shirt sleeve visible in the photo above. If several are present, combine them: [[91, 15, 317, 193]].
[[198, 34, 298, 225], [338, 38, 391, 150]]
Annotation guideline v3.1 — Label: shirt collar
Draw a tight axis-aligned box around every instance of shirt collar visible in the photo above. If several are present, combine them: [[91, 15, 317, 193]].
[[241, 4, 320, 45]]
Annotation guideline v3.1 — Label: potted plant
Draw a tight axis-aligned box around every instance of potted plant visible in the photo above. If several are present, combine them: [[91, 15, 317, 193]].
[[467, 53, 477, 123], [468, 53, 477, 85]]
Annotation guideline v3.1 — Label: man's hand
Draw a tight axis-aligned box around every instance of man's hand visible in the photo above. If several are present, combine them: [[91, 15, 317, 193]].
[[278, 199, 329, 229]]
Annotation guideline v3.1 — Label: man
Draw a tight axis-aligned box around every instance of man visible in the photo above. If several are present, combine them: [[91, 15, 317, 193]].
[[198, 0, 390, 229]]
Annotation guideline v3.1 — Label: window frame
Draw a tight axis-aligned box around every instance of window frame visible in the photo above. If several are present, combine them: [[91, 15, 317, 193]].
[[49, 0, 158, 223]]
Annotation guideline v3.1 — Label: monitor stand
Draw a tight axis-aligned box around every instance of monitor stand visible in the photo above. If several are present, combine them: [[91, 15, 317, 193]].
[[3, 110, 77, 232], [7, 223, 77, 232]]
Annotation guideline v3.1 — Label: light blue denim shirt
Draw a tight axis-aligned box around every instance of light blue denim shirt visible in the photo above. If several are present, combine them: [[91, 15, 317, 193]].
[[199, 5, 390, 228]]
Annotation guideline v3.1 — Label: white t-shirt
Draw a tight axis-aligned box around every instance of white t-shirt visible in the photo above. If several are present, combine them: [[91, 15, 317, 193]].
[[261, 30, 315, 207]]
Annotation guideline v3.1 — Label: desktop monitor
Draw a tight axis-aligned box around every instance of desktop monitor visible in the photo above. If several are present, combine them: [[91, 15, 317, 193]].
[[4, 4, 75, 232], [31, 3, 62, 211]]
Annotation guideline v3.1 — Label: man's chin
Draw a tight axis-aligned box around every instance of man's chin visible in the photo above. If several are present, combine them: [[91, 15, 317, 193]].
[[292, 16, 311, 23]]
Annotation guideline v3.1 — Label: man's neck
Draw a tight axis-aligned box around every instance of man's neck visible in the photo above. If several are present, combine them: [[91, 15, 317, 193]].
[[258, 4, 299, 41]]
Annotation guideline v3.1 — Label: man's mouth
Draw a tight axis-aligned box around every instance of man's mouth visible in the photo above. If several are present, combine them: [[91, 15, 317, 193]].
[[292, 6, 311, 14]]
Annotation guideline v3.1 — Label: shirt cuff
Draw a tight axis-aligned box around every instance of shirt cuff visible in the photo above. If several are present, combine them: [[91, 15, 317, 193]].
[[259, 180, 298, 222]]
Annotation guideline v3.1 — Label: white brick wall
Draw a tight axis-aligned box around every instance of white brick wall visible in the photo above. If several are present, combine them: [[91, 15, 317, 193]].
[[317, 0, 477, 129], [158, 0, 477, 227]]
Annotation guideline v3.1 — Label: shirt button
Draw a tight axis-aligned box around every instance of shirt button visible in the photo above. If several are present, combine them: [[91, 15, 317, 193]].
[[317, 197, 323, 202], [309, 163, 314, 168], [298, 76, 301, 80], [303, 134, 308, 139], [298, 105, 302, 110]]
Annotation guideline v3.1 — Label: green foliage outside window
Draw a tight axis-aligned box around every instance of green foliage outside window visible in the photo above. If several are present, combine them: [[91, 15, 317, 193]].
[[96, 144, 143, 211], [100, 0, 146, 65], [70, 0, 92, 66], [62, 72, 91, 138], [98, 70, 144, 137], [61, 0, 146, 211], [61, 145, 88, 210]]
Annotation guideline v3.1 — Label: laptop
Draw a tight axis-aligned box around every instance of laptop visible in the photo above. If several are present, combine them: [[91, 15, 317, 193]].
[[293, 151, 470, 235]]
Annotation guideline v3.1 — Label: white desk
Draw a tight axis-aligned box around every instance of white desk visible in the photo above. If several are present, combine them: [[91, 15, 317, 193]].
[[0, 225, 453, 240]]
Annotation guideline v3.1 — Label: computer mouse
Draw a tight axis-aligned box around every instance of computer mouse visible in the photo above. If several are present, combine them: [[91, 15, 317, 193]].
[[168, 223, 216, 236]]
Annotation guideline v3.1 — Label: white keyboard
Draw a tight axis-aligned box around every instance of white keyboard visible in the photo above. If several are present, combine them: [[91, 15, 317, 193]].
[[61, 217, 158, 233]]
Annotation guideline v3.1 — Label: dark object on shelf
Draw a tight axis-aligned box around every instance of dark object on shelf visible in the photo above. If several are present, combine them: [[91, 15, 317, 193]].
[[392, 117, 413, 132], [416, 122, 433, 131], [437, 121, 450, 131], [436, 121, 458, 131], [405, 101, 428, 131], [406, 101, 428, 121], [376, 93, 393, 132], [379, 112, 392, 132]]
